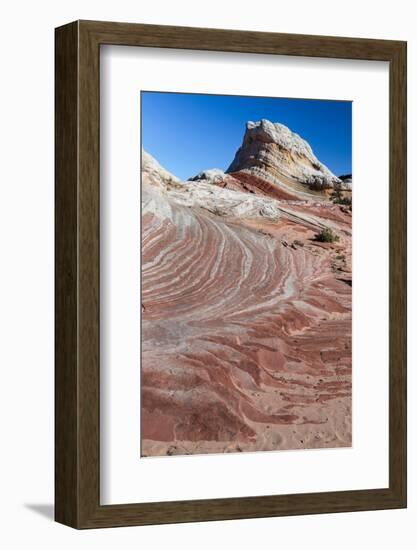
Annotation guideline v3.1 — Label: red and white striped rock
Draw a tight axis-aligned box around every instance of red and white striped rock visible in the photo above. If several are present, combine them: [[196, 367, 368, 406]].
[[141, 151, 352, 457], [227, 119, 346, 193]]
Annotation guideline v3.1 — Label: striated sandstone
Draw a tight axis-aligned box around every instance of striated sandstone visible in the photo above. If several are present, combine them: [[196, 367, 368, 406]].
[[227, 119, 345, 193], [141, 147, 352, 457]]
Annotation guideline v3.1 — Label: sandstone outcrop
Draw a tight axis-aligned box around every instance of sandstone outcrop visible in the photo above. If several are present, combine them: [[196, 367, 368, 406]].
[[141, 123, 352, 457], [227, 119, 344, 193], [142, 148, 180, 189], [338, 174, 353, 190]]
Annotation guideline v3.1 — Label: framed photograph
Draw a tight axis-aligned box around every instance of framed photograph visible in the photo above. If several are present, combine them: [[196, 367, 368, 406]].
[[55, 20, 407, 528]]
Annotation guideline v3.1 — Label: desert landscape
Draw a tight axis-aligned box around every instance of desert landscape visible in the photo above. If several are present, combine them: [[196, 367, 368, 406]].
[[141, 117, 352, 457]]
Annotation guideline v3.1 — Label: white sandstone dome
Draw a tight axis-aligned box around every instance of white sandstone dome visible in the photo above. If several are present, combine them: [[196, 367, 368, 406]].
[[227, 119, 342, 191], [188, 169, 227, 185]]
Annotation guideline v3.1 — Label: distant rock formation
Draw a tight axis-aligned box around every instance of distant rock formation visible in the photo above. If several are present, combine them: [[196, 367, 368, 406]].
[[186, 120, 353, 200], [338, 174, 352, 190], [227, 119, 343, 192], [188, 168, 227, 184]]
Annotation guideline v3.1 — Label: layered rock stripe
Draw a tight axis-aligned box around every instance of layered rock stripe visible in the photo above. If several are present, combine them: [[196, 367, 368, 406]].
[[141, 120, 352, 457]]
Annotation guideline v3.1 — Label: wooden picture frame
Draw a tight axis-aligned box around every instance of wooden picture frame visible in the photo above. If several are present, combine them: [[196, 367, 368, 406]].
[[55, 20, 407, 529]]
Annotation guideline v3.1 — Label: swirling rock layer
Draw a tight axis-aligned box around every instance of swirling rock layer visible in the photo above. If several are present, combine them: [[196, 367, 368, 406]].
[[141, 153, 352, 457], [227, 119, 344, 191]]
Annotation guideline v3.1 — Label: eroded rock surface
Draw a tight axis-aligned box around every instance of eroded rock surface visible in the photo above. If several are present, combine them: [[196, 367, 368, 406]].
[[141, 125, 352, 457], [227, 119, 345, 193]]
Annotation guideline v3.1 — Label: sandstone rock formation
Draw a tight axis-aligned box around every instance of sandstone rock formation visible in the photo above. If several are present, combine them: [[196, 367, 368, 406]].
[[338, 174, 353, 190], [141, 124, 352, 458], [227, 119, 343, 193], [142, 148, 180, 189]]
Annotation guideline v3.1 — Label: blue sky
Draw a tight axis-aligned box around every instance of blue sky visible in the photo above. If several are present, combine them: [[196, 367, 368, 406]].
[[141, 92, 352, 180]]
